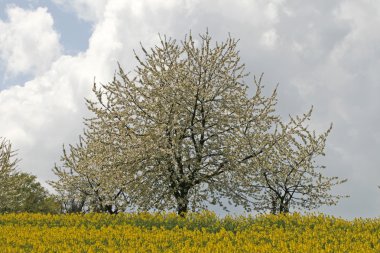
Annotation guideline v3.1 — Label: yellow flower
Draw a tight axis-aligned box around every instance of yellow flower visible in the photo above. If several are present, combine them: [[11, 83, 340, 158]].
[[0, 212, 379, 252]]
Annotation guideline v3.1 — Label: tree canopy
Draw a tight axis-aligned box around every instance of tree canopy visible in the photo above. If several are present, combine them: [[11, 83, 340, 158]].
[[52, 32, 347, 215], [242, 112, 347, 214]]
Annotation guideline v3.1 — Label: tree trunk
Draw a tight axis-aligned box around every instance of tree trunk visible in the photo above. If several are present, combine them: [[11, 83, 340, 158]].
[[278, 198, 290, 214], [175, 188, 190, 217], [177, 198, 189, 217], [105, 204, 118, 214], [270, 195, 277, 214], [283, 200, 289, 213], [278, 196, 285, 213]]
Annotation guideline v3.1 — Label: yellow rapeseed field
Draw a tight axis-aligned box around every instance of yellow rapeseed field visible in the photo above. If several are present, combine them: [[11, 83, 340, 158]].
[[0, 212, 379, 252]]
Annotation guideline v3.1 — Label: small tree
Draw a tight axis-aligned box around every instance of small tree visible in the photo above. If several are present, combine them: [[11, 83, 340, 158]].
[[51, 132, 130, 214], [0, 137, 20, 212], [1, 137, 60, 213], [52, 165, 87, 213], [245, 111, 347, 214], [0, 137, 18, 170]]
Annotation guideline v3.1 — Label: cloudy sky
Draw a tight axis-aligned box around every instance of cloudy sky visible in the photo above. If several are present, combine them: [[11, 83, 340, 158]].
[[0, 0, 379, 218]]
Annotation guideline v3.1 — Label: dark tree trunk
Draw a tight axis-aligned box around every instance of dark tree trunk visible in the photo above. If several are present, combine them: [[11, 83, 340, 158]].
[[105, 204, 118, 214], [175, 187, 190, 217], [278, 197, 290, 214], [177, 198, 189, 217]]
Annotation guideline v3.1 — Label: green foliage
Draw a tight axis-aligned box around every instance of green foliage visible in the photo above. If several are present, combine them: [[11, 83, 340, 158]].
[[0, 137, 60, 214], [0, 211, 379, 235], [0, 137, 20, 211], [12, 173, 61, 213]]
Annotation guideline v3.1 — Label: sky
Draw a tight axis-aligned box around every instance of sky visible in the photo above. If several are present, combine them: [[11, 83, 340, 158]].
[[0, 0, 379, 219]]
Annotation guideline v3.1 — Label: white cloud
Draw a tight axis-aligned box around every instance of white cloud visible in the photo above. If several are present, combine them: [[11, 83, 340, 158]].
[[260, 29, 278, 49], [1, 0, 380, 218], [0, 6, 62, 77], [52, 0, 108, 22]]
